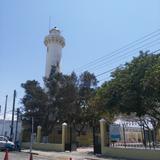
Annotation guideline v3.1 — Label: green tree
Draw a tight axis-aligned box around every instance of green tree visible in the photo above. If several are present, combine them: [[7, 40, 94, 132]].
[[21, 80, 48, 136], [142, 62, 160, 121], [99, 52, 160, 117], [43, 66, 65, 135], [97, 51, 160, 143], [74, 71, 98, 134], [21, 67, 109, 138]]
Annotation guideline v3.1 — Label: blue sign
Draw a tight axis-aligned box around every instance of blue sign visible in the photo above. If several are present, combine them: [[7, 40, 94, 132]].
[[109, 124, 121, 141]]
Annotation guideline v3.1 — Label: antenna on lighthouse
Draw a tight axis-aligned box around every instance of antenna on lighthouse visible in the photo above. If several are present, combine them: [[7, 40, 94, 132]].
[[49, 16, 51, 31]]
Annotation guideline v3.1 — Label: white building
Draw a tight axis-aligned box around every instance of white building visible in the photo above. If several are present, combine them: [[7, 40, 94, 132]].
[[0, 119, 22, 141], [44, 27, 65, 78]]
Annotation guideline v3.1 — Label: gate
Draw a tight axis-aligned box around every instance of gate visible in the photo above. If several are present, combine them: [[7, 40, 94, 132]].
[[93, 123, 101, 154], [65, 125, 77, 151], [65, 125, 72, 151], [64, 122, 102, 153]]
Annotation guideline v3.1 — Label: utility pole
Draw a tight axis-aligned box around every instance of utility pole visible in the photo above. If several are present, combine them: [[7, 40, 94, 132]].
[[15, 108, 20, 143], [10, 90, 16, 141], [1, 95, 8, 136]]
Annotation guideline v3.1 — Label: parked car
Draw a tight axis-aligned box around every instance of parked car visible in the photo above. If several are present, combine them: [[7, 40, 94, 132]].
[[0, 136, 15, 151]]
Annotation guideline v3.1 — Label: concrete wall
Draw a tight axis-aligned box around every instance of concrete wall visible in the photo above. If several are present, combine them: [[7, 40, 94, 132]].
[[102, 147, 160, 160], [22, 142, 64, 152]]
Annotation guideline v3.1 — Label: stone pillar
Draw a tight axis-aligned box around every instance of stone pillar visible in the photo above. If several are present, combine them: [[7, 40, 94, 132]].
[[62, 122, 67, 151], [100, 118, 106, 154], [36, 125, 42, 143], [158, 129, 160, 141]]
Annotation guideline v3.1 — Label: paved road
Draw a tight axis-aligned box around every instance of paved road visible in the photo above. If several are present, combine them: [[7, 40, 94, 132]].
[[0, 149, 125, 160], [0, 151, 53, 160]]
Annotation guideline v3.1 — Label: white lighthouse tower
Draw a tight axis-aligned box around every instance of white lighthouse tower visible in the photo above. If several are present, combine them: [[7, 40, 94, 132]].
[[44, 27, 65, 78]]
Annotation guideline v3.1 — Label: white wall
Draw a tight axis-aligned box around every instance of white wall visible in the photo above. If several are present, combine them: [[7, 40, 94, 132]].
[[0, 119, 22, 141], [45, 43, 62, 77]]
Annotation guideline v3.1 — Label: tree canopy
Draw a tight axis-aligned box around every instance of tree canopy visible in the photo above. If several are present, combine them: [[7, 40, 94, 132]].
[[97, 52, 160, 120], [21, 67, 102, 136]]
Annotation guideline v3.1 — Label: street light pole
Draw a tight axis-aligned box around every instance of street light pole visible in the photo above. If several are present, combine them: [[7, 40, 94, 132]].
[[30, 117, 34, 154], [15, 108, 20, 143], [1, 95, 8, 136]]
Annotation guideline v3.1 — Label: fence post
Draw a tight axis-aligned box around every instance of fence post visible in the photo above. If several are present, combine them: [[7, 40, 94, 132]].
[[62, 122, 67, 151], [100, 118, 106, 154], [36, 125, 42, 143]]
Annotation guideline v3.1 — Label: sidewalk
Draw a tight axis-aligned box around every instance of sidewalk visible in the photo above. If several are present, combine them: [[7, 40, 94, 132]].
[[22, 148, 125, 160], [0, 148, 126, 160]]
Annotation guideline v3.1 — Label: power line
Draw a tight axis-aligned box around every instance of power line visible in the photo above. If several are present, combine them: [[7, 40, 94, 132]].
[[98, 76, 111, 82], [76, 29, 160, 71], [96, 68, 116, 77], [79, 37, 160, 72], [95, 48, 160, 81], [87, 39, 160, 72], [76, 28, 160, 71]]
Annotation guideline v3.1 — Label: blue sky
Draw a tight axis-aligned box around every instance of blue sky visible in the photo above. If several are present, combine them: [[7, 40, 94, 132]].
[[0, 0, 160, 117]]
